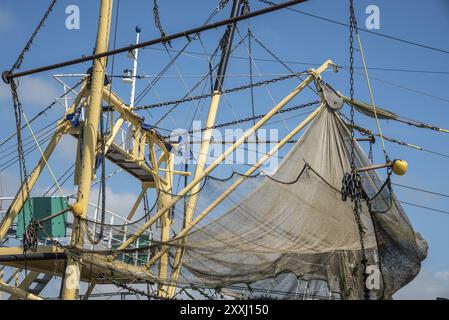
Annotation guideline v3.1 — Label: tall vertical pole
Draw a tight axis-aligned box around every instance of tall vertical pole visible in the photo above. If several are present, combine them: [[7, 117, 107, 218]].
[[61, 0, 113, 300], [125, 26, 141, 152], [130, 25, 141, 108], [167, 0, 243, 297], [157, 153, 174, 298]]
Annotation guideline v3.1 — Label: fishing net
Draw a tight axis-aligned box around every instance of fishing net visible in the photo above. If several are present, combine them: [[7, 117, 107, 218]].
[[79, 106, 427, 300], [165, 106, 427, 299]]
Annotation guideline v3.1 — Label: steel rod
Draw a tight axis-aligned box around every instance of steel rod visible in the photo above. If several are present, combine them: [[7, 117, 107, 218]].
[[3, 0, 308, 82]]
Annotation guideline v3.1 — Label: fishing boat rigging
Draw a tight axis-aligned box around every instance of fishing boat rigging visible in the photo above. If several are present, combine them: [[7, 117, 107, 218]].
[[1, 0, 446, 301]]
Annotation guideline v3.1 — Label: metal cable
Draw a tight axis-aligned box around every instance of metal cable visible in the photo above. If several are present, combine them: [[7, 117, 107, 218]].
[[9, 0, 57, 73], [134, 71, 308, 111]]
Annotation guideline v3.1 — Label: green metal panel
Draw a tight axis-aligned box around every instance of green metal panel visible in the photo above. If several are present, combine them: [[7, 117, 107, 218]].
[[16, 197, 68, 239], [111, 235, 127, 263], [111, 233, 151, 265], [137, 234, 151, 265]]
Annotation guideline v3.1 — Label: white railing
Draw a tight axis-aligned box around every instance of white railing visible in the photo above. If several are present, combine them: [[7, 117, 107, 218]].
[[0, 195, 152, 266], [84, 201, 153, 266], [54, 74, 134, 151]]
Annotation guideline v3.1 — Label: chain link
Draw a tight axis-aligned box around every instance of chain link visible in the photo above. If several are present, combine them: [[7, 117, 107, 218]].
[[347, 0, 370, 299], [242, 0, 251, 15], [153, 0, 171, 46], [217, 0, 233, 51], [154, 31, 248, 127], [23, 219, 40, 253], [10, 80, 34, 243], [134, 71, 309, 111], [4, 2, 57, 298], [349, 0, 357, 171], [10, 0, 57, 73], [257, 0, 277, 6], [112, 280, 165, 300], [194, 100, 320, 134], [218, 0, 231, 10], [341, 172, 363, 203], [159, 100, 320, 139], [368, 139, 374, 162]]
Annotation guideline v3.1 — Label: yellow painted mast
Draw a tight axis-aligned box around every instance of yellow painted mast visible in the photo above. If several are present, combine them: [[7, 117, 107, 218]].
[[61, 0, 114, 300]]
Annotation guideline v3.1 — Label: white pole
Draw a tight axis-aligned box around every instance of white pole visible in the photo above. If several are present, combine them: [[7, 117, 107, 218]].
[[126, 25, 141, 152], [108, 216, 114, 249], [130, 25, 141, 108], [63, 84, 69, 111], [92, 207, 98, 250]]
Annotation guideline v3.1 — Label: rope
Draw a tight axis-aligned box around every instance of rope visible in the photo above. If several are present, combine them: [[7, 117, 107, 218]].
[[68, 242, 338, 299], [134, 4, 226, 108], [5, 2, 59, 297], [0, 126, 64, 173], [348, 0, 356, 171], [5, 0, 308, 80], [400, 201, 449, 216], [340, 115, 449, 160], [144, 47, 449, 75], [347, 0, 369, 300], [249, 32, 318, 95], [0, 79, 83, 149], [134, 71, 308, 110], [355, 32, 388, 161], [153, 0, 171, 46], [152, 41, 222, 126], [9, 79, 33, 298], [248, 28, 257, 132], [182, 100, 319, 135], [257, 0, 449, 56], [43, 163, 75, 197], [0, 124, 59, 170], [9, 0, 57, 73], [22, 112, 65, 197], [393, 183, 449, 199]]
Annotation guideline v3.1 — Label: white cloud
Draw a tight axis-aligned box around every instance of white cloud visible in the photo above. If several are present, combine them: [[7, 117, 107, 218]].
[[0, 6, 19, 34], [394, 269, 449, 300], [13, 77, 60, 107], [0, 83, 10, 101], [88, 186, 141, 220], [0, 77, 60, 110], [0, 171, 20, 197], [435, 270, 449, 282], [54, 135, 78, 161]]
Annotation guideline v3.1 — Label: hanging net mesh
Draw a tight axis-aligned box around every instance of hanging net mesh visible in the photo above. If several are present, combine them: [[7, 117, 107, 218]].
[[168, 107, 427, 299], [79, 106, 427, 300]]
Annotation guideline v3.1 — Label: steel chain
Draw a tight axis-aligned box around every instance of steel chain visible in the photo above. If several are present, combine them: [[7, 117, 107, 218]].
[[193, 100, 320, 134], [23, 219, 40, 253], [10, 0, 57, 73], [218, 0, 231, 10], [348, 0, 370, 299], [349, 0, 356, 171], [153, 0, 171, 46], [257, 0, 277, 6], [160, 100, 320, 138], [134, 71, 309, 111], [10, 80, 34, 243]]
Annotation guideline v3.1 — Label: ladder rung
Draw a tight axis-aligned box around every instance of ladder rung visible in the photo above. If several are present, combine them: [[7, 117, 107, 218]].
[[33, 278, 48, 284]]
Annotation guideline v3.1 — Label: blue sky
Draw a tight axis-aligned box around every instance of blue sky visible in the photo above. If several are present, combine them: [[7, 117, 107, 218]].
[[0, 0, 448, 299]]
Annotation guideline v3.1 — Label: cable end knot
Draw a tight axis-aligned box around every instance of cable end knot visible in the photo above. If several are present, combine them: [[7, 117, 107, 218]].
[[2, 71, 12, 84]]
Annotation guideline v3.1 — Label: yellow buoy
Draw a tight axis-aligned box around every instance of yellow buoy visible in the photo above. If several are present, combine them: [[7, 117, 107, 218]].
[[392, 159, 408, 176], [70, 202, 83, 217]]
